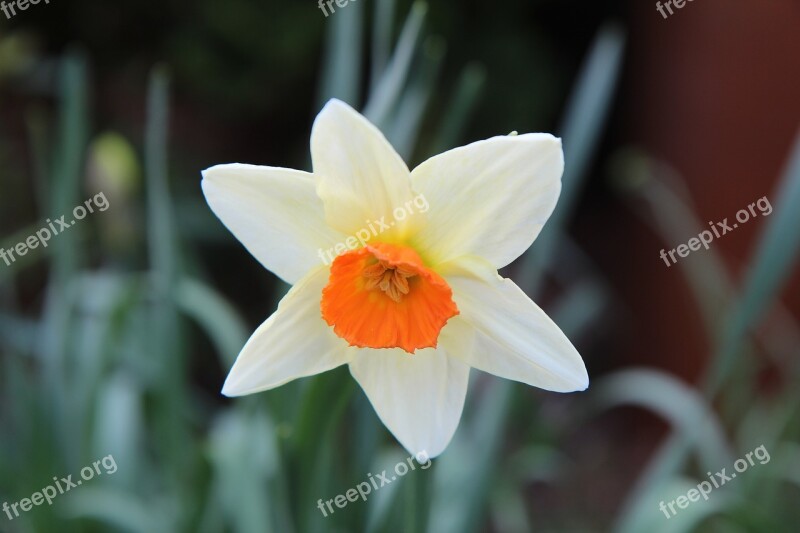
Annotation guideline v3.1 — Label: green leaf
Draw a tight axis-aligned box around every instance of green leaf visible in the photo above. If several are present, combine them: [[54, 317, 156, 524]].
[[363, 1, 428, 128], [426, 378, 513, 533], [50, 50, 90, 281], [316, 0, 365, 107], [207, 409, 281, 533], [598, 370, 733, 532], [370, 0, 398, 91], [65, 487, 173, 532], [174, 277, 250, 369], [592, 369, 733, 470], [609, 151, 732, 335], [428, 63, 486, 157], [706, 131, 800, 395], [615, 476, 728, 533], [145, 65, 177, 291], [384, 36, 445, 160], [516, 22, 626, 293]]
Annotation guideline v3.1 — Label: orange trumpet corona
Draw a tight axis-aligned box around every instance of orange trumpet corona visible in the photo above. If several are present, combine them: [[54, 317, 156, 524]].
[[321, 242, 459, 353]]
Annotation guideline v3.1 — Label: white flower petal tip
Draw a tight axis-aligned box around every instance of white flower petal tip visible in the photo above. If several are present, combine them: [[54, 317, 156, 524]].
[[317, 98, 356, 117], [556, 361, 589, 393], [220, 268, 350, 397], [349, 341, 471, 459], [442, 258, 588, 394], [220, 379, 243, 398], [410, 133, 565, 269], [310, 99, 417, 238], [200, 163, 346, 285]]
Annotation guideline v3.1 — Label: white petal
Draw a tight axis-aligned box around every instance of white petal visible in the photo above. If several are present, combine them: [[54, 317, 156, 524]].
[[349, 331, 471, 457], [443, 258, 588, 392], [410, 134, 564, 269], [222, 267, 351, 396], [202, 164, 346, 285], [311, 99, 419, 238]]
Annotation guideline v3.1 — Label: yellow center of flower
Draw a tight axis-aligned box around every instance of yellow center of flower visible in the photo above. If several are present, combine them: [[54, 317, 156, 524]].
[[321, 242, 459, 353]]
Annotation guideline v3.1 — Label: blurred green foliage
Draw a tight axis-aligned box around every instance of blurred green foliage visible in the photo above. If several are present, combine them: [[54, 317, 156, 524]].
[[1, 1, 799, 532]]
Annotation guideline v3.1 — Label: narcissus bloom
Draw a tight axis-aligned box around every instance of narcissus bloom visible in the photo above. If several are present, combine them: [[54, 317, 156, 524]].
[[202, 99, 588, 458]]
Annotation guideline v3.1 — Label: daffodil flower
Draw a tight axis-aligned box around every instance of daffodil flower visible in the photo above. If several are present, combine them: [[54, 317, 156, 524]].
[[202, 99, 588, 457]]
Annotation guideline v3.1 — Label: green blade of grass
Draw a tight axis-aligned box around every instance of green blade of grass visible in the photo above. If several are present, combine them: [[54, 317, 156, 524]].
[[384, 36, 445, 161], [370, 0, 397, 92], [516, 22, 626, 293], [427, 63, 486, 157], [592, 369, 733, 470], [706, 131, 800, 396], [174, 277, 250, 369], [38, 51, 90, 466], [207, 409, 280, 533], [363, 1, 428, 128], [144, 65, 193, 488], [50, 50, 89, 281], [615, 476, 729, 533], [316, 0, 365, 108], [610, 151, 733, 334], [146, 65, 177, 291], [426, 378, 514, 533]]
